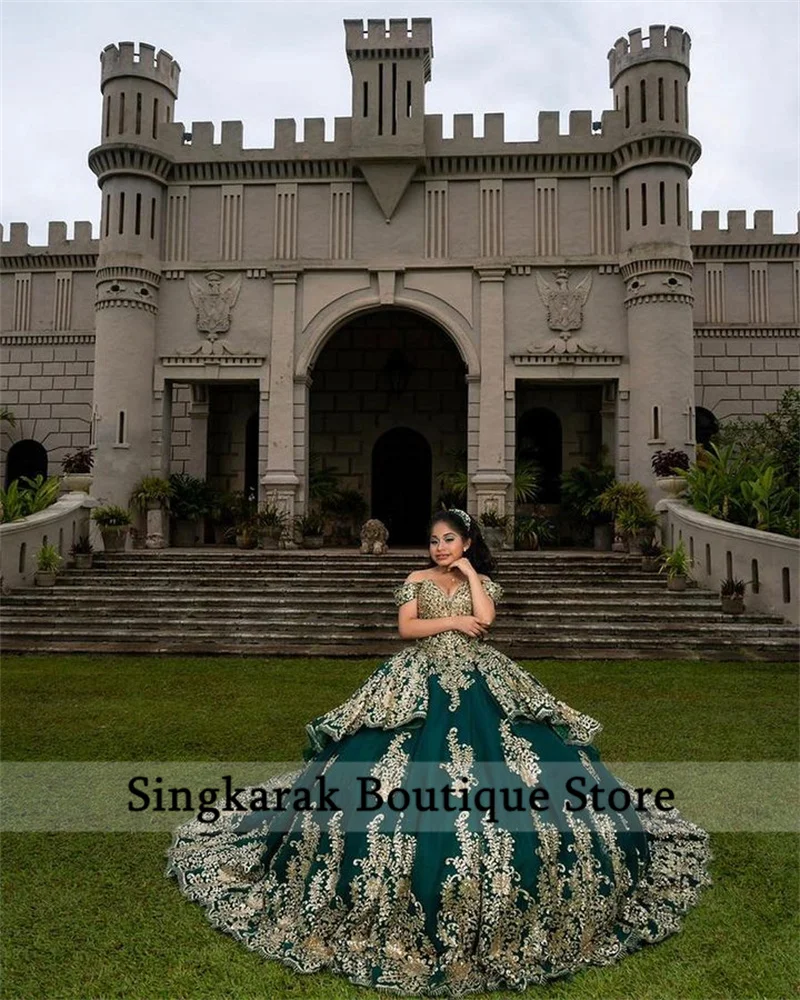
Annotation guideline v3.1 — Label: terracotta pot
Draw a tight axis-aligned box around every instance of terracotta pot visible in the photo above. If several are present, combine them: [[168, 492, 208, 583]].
[[73, 553, 93, 570], [667, 574, 687, 591], [34, 570, 57, 587]]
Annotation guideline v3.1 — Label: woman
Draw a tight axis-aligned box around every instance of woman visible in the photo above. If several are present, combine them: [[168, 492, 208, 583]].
[[166, 507, 712, 995]]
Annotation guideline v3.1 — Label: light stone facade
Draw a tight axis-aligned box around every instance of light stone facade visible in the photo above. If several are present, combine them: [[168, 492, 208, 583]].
[[1, 20, 798, 544]]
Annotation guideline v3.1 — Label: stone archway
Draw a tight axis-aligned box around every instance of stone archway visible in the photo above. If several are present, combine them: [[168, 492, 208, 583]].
[[307, 307, 467, 538], [372, 428, 432, 545], [5, 439, 48, 488]]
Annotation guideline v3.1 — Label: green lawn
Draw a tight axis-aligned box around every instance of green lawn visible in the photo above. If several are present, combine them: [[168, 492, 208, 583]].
[[1, 655, 798, 1000]]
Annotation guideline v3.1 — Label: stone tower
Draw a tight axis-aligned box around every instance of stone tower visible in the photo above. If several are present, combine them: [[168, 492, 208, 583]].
[[88, 43, 180, 511], [608, 26, 700, 500]]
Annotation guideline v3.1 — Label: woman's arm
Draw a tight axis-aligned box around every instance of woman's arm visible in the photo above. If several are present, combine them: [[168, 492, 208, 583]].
[[468, 572, 496, 626]]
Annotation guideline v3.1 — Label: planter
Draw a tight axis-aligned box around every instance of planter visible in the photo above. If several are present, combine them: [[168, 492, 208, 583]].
[[213, 524, 234, 545], [666, 574, 687, 592], [302, 534, 324, 549], [34, 570, 57, 587], [60, 474, 93, 494], [641, 556, 660, 572], [483, 526, 506, 550], [74, 553, 93, 570], [172, 518, 201, 547], [656, 476, 687, 498], [593, 523, 613, 551], [627, 530, 652, 555], [100, 526, 129, 552], [235, 531, 258, 549], [258, 534, 281, 550], [721, 595, 745, 615]]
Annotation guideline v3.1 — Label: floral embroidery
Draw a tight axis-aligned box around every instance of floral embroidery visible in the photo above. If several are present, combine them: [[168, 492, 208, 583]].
[[370, 731, 413, 790], [499, 719, 542, 787], [440, 727, 479, 795]]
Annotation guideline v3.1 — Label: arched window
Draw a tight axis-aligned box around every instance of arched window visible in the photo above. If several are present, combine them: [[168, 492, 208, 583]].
[[5, 439, 48, 488]]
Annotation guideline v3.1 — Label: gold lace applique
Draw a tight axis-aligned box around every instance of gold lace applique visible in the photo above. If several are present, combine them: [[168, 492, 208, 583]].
[[440, 727, 479, 795], [499, 719, 542, 787], [370, 731, 413, 790]]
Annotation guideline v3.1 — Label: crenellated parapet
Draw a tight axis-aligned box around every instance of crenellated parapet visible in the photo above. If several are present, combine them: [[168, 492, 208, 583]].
[[344, 17, 432, 78], [608, 25, 690, 85], [689, 210, 800, 258], [101, 42, 180, 97], [0, 221, 98, 270]]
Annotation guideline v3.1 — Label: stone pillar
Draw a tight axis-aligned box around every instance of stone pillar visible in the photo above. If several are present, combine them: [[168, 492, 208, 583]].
[[262, 271, 299, 535], [293, 373, 313, 515], [145, 383, 172, 548], [472, 268, 512, 522], [187, 383, 209, 479]]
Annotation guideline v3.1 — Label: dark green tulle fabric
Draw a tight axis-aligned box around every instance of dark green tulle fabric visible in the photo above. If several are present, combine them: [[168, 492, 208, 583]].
[[165, 575, 713, 996]]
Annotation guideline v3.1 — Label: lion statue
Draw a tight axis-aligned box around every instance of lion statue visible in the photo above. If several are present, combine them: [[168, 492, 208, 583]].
[[359, 518, 389, 555]]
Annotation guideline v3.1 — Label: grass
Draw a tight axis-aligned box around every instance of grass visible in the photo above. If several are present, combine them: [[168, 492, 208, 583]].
[[1, 654, 798, 1000]]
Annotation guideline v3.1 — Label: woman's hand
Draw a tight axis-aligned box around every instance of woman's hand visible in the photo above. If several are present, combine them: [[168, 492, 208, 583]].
[[447, 556, 477, 579], [452, 615, 491, 638]]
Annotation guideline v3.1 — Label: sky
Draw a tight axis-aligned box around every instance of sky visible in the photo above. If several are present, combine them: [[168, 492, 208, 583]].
[[1, 0, 798, 244]]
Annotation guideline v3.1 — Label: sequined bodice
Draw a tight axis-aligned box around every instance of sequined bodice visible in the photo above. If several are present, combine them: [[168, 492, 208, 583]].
[[392, 576, 504, 659]]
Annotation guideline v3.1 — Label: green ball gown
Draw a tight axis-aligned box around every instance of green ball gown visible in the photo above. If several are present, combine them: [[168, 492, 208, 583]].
[[165, 575, 713, 996]]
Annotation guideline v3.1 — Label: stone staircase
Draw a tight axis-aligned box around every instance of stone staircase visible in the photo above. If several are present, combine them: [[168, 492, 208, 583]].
[[2, 549, 798, 660]]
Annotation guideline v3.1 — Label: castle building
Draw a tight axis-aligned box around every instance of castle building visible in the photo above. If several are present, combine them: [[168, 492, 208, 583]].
[[1, 19, 798, 544]]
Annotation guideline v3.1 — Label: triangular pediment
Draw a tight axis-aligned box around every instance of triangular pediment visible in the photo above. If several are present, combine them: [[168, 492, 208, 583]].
[[357, 160, 420, 221]]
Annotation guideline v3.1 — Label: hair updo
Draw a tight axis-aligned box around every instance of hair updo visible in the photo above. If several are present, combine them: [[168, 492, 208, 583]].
[[426, 509, 498, 576]]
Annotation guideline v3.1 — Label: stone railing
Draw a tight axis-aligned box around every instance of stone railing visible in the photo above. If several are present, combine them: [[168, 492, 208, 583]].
[[0, 492, 99, 590], [657, 498, 799, 625]]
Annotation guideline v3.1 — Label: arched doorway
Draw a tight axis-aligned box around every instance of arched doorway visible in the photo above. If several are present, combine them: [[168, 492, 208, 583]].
[[307, 307, 468, 540], [5, 439, 48, 487], [696, 406, 719, 448], [517, 407, 563, 503], [372, 428, 432, 545]]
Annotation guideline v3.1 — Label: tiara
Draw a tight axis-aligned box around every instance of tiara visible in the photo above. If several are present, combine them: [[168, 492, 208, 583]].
[[447, 507, 471, 531]]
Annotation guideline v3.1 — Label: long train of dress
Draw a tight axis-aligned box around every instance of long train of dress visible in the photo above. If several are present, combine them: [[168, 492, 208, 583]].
[[165, 576, 713, 996]]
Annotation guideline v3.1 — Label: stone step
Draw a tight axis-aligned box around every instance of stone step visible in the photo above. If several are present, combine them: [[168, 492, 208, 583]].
[[1, 633, 797, 662], [3, 602, 784, 624]]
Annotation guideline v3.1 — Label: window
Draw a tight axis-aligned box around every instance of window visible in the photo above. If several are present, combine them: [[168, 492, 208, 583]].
[[640, 80, 647, 122], [641, 183, 647, 226]]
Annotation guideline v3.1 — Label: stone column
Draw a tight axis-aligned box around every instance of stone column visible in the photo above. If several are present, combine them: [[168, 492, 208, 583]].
[[187, 383, 209, 479], [262, 271, 299, 539], [145, 383, 172, 548], [472, 268, 512, 524]]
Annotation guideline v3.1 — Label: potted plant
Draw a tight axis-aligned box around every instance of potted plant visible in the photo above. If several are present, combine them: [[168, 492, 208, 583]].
[[559, 460, 616, 550], [60, 447, 94, 493], [207, 489, 237, 545], [594, 481, 652, 553], [168, 473, 212, 547], [70, 534, 94, 569], [223, 490, 259, 549], [91, 504, 133, 551], [652, 449, 690, 497], [321, 489, 368, 546], [130, 476, 173, 549], [616, 505, 660, 554], [513, 511, 558, 551], [295, 510, 325, 549], [640, 537, 662, 572], [720, 577, 748, 615], [658, 539, 693, 591], [35, 542, 63, 586], [479, 509, 509, 550], [256, 501, 291, 550]]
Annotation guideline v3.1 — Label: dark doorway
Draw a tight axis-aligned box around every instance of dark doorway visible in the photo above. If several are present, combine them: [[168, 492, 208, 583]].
[[5, 439, 48, 488], [372, 428, 432, 545], [517, 407, 563, 503], [245, 412, 258, 501]]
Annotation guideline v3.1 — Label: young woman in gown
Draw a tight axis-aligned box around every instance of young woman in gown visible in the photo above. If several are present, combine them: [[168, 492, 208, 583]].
[[166, 507, 713, 996]]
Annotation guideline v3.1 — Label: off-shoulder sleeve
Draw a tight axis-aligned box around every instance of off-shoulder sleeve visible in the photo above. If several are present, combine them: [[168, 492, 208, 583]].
[[481, 578, 503, 604], [393, 580, 421, 607]]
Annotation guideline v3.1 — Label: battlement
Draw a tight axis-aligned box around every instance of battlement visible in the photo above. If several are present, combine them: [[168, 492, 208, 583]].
[[608, 25, 690, 85], [689, 209, 800, 243], [1, 221, 98, 257], [345, 18, 432, 80], [101, 42, 180, 97], [158, 106, 626, 163]]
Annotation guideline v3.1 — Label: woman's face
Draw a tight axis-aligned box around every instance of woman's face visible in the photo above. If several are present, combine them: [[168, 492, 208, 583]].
[[429, 520, 470, 567]]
